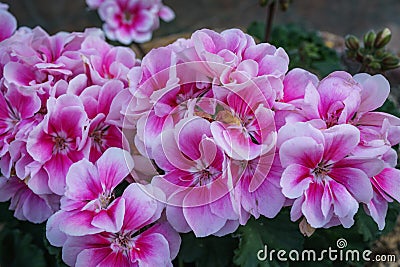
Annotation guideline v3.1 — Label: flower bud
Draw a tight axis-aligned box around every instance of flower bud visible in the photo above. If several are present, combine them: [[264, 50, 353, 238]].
[[382, 55, 399, 66], [345, 35, 360, 50], [374, 28, 391, 49], [368, 61, 381, 70], [364, 30, 376, 49]]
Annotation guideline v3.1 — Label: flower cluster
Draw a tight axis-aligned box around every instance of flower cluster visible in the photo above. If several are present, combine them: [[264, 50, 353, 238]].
[[113, 28, 400, 238], [0, 8, 181, 266], [1, 3, 400, 266], [276, 70, 400, 230], [86, 0, 175, 44], [0, 23, 141, 222]]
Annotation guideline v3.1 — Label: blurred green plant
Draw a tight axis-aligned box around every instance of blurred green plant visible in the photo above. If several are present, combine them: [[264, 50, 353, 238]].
[[345, 28, 400, 74], [247, 22, 342, 77]]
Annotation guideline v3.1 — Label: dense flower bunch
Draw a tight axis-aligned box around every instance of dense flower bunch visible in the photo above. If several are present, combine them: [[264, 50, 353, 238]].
[[0, 7, 180, 266], [1, 3, 400, 266], [86, 0, 175, 44]]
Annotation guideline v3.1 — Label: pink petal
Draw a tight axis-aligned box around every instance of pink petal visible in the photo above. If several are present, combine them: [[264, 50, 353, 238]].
[[302, 182, 329, 228], [132, 233, 171, 266], [65, 159, 101, 200], [177, 117, 211, 161], [59, 210, 102, 236], [76, 248, 114, 267], [354, 73, 390, 113], [97, 251, 130, 267], [281, 164, 313, 198], [333, 157, 384, 178], [279, 136, 323, 168], [121, 183, 160, 232], [46, 211, 68, 247], [373, 168, 400, 202], [63, 235, 110, 267], [97, 147, 134, 191], [283, 68, 319, 103], [322, 124, 360, 162], [182, 204, 226, 237], [144, 222, 181, 259], [329, 167, 372, 203], [365, 192, 388, 230], [92, 197, 125, 233], [0, 7, 17, 41], [166, 206, 192, 233], [328, 179, 358, 218], [159, 6, 175, 22]]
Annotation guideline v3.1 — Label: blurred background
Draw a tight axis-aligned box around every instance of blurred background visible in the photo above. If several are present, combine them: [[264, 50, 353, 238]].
[[3, 0, 400, 50]]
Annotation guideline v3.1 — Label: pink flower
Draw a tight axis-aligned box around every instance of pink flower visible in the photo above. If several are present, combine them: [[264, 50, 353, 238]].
[[211, 86, 276, 161], [179, 29, 289, 96], [27, 95, 90, 195], [79, 80, 130, 162], [48, 147, 134, 236], [0, 3, 16, 42], [279, 122, 382, 228], [98, 0, 175, 44], [0, 175, 58, 223], [152, 117, 239, 237], [80, 35, 140, 86], [0, 83, 41, 156], [230, 152, 286, 224], [54, 183, 180, 267]]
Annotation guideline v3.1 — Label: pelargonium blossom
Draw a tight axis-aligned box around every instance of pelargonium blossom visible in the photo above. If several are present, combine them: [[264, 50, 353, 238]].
[[27, 95, 90, 195], [95, 0, 175, 44], [278, 122, 383, 228], [48, 183, 180, 267], [0, 175, 58, 223], [152, 117, 239, 237], [47, 147, 134, 237]]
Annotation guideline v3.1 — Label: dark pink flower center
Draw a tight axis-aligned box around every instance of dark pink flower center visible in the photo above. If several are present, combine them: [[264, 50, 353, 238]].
[[111, 232, 134, 252], [53, 135, 68, 153], [312, 162, 331, 179], [193, 166, 221, 186], [98, 192, 113, 209]]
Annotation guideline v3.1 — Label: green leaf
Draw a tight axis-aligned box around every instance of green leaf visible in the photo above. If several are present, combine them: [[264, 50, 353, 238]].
[[377, 98, 400, 117], [233, 209, 304, 267], [179, 232, 238, 267], [0, 228, 46, 267]]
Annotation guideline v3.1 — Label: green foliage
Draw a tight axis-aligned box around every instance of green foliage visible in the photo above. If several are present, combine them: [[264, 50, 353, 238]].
[[247, 22, 342, 77], [233, 209, 304, 267], [179, 232, 238, 267]]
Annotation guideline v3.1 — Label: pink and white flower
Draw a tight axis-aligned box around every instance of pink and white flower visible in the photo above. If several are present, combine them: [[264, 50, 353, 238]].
[[51, 183, 180, 267], [48, 147, 134, 236], [278, 122, 383, 228], [27, 95, 90, 195], [97, 0, 175, 44], [0, 175, 58, 223], [152, 116, 239, 237]]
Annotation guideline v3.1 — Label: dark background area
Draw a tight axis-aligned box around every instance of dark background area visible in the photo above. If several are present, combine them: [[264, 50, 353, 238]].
[[3, 0, 400, 50]]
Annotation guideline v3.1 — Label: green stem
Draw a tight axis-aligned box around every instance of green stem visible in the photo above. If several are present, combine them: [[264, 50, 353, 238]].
[[133, 42, 146, 58], [265, 1, 277, 42]]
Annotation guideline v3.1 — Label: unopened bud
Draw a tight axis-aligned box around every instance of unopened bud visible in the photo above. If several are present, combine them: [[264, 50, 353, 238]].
[[382, 55, 399, 66], [368, 61, 381, 70], [374, 28, 391, 49], [364, 30, 376, 49], [345, 35, 360, 50]]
